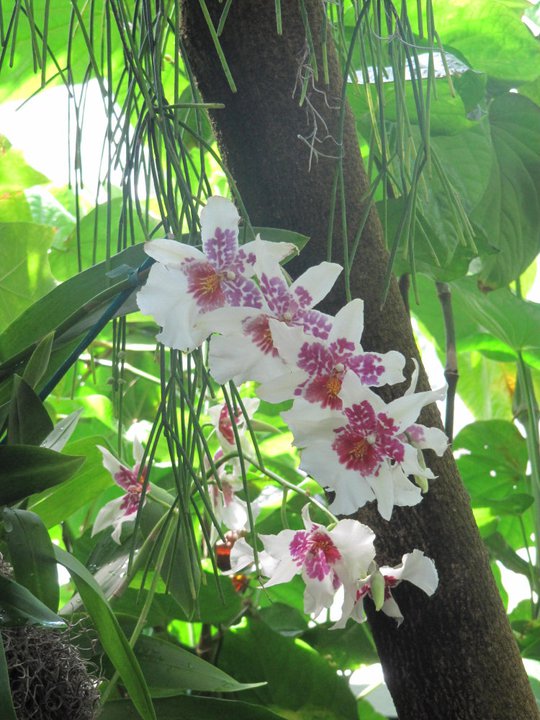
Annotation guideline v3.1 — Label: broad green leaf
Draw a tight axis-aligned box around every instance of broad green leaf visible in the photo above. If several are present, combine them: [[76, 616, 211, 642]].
[[0, 190, 32, 223], [217, 618, 357, 720], [133, 634, 265, 695], [0, 222, 55, 333], [356, 699, 387, 720], [100, 696, 285, 720], [55, 547, 157, 720], [28, 437, 112, 527], [0, 576, 64, 628], [453, 278, 540, 355], [3, 508, 59, 612], [0, 445, 85, 504], [0, 136, 49, 190], [0, 635, 17, 720], [7, 375, 53, 445], [22, 331, 54, 388], [25, 186, 76, 245], [473, 95, 540, 288], [259, 602, 308, 637], [417, 0, 540, 82], [0, 243, 147, 365]]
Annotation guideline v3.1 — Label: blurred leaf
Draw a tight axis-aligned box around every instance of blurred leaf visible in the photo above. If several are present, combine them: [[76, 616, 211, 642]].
[[25, 186, 76, 245], [259, 602, 308, 637], [415, 0, 540, 82], [0, 136, 49, 190], [55, 547, 157, 720], [133, 634, 264, 695], [217, 618, 357, 720], [0, 222, 55, 333], [0, 576, 64, 628], [473, 95, 540, 288], [21, 331, 54, 388], [7, 375, 53, 445], [28, 437, 111, 527], [302, 622, 379, 671], [0, 635, 17, 720], [100, 696, 285, 720], [3, 508, 59, 612], [0, 445, 85, 504]]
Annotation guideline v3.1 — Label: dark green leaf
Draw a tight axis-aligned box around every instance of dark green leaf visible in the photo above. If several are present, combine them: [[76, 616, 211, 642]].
[[22, 331, 54, 388], [217, 618, 357, 720], [100, 696, 285, 720], [0, 635, 17, 720], [7, 375, 53, 445], [3, 508, 59, 612], [0, 576, 64, 628], [259, 602, 308, 636], [0, 445, 85, 504], [55, 547, 157, 720], [133, 634, 264, 695], [302, 622, 379, 670]]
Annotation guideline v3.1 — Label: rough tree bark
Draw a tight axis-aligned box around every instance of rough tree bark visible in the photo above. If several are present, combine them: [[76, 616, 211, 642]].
[[181, 2, 539, 718]]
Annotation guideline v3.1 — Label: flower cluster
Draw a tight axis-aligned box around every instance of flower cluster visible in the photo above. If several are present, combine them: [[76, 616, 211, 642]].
[[95, 195, 447, 626]]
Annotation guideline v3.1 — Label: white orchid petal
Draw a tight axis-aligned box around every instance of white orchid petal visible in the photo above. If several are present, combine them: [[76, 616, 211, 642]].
[[290, 261, 342, 308], [143, 238, 205, 267], [200, 196, 240, 245], [330, 298, 365, 344], [92, 497, 124, 538], [97, 446, 124, 480]]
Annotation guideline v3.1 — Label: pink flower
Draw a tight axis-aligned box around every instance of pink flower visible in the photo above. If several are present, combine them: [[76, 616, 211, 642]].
[[208, 259, 342, 385], [283, 372, 446, 519], [334, 549, 438, 627], [258, 299, 406, 408], [230, 505, 376, 616], [92, 438, 148, 544], [137, 196, 296, 351]]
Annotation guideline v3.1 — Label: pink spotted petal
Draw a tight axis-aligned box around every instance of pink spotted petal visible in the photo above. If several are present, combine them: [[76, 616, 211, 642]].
[[143, 238, 205, 268], [200, 196, 240, 267], [329, 298, 365, 345], [289, 262, 342, 309]]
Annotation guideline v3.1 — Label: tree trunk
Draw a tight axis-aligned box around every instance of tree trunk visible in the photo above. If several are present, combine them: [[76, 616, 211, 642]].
[[181, 2, 539, 717]]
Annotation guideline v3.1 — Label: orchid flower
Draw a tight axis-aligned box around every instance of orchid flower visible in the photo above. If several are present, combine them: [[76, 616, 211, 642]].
[[282, 371, 447, 519], [334, 549, 439, 627], [137, 196, 296, 352], [257, 298, 406, 407], [230, 505, 376, 616], [207, 258, 342, 385], [92, 438, 148, 544]]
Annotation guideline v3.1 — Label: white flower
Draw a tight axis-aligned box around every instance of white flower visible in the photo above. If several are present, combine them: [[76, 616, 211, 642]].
[[137, 196, 295, 352], [257, 298, 406, 407], [230, 505, 376, 616], [282, 371, 446, 520], [207, 258, 342, 385], [92, 438, 148, 544], [334, 549, 439, 627]]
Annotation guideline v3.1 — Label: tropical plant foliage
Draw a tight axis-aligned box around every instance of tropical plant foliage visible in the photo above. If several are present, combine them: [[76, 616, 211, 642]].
[[0, 1, 539, 718]]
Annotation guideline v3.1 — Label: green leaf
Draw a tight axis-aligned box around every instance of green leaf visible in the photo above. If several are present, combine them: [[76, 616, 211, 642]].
[[302, 622, 379, 671], [133, 634, 265, 695], [0, 136, 49, 190], [0, 222, 56, 333], [0, 635, 17, 720], [453, 278, 540, 355], [100, 696, 285, 720], [28, 437, 112, 527], [0, 445, 85, 504], [40, 409, 83, 452], [419, 0, 540, 82], [7, 375, 53, 445], [473, 95, 540, 288], [55, 547, 157, 720], [22, 331, 54, 388], [3, 508, 59, 612], [0, 576, 64, 628], [217, 618, 357, 720]]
